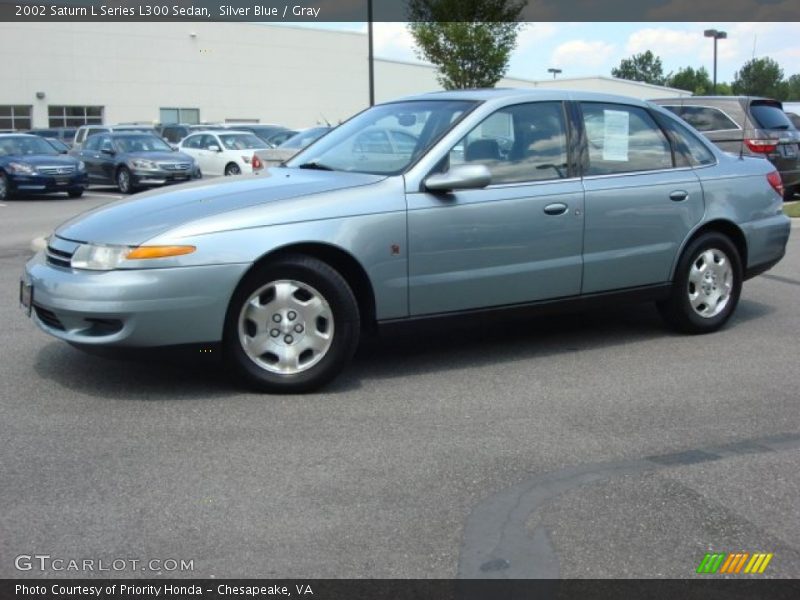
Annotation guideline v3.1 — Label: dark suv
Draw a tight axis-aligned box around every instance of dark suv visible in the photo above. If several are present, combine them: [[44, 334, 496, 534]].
[[651, 96, 800, 199], [76, 132, 198, 193]]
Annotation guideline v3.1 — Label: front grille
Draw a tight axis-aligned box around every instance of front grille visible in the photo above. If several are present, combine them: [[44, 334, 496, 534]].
[[37, 165, 76, 176], [46, 245, 73, 268], [158, 162, 192, 171], [34, 306, 65, 330]]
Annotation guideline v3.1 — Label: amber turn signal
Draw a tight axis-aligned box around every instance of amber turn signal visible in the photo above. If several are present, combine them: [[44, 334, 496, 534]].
[[126, 245, 196, 260]]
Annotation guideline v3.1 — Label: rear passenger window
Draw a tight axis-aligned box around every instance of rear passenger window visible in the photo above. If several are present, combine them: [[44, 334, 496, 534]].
[[676, 105, 739, 132], [657, 114, 716, 167], [580, 103, 673, 175], [449, 101, 569, 184]]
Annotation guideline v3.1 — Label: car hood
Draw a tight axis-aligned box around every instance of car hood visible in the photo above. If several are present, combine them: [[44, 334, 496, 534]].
[[8, 154, 79, 167], [56, 169, 385, 245]]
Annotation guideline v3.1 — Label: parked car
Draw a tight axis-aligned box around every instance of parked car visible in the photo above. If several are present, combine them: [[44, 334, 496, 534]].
[[75, 132, 198, 193], [0, 133, 87, 200], [44, 138, 71, 154], [220, 124, 292, 146], [178, 130, 268, 176], [252, 126, 332, 170], [21, 89, 791, 393], [27, 128, 77, 146], [786, 112, 800, 130], [72, 124, 158, 150], [651, 96, 800, 199]]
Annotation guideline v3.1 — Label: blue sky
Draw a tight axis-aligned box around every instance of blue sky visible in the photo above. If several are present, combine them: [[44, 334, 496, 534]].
[[286, 22, 800, 84]]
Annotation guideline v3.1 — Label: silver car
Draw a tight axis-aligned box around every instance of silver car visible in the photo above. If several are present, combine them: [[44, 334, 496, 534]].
[[21, 90, 791, 393]]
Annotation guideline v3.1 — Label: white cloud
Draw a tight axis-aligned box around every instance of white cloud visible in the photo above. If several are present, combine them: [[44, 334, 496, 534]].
[[550, 40, 616, 70]]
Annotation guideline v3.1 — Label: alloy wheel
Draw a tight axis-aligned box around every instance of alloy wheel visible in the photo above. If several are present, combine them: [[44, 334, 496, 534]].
[[237, 279, 334, 375], [687, 248, 733, 318]]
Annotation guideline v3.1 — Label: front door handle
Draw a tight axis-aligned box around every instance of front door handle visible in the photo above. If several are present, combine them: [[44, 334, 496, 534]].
[[669, 190, 689, 202], [543, 202, 568, 216]]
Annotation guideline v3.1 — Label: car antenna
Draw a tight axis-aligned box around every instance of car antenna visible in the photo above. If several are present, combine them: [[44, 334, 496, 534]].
[[319, 114, 331, 127]]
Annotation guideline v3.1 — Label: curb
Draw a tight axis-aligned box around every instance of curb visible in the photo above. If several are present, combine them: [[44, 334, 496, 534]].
[[31, 237, 48, 253]]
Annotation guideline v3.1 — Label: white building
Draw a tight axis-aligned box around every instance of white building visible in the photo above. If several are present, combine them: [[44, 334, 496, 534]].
[[0, 21, 691, 130]]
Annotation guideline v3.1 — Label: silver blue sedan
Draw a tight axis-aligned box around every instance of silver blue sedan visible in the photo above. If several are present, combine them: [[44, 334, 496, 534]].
[[21, 90, 791, 392]]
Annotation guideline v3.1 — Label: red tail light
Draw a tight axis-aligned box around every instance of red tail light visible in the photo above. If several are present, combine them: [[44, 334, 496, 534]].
[[251, 154, 263, 171], [745, 139, 778, 154], [767, 170, 784, 198]]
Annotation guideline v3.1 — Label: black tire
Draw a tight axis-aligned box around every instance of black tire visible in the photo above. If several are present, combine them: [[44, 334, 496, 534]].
[[67, 188, 84, 198], [657, 232, 743, 334], [224, 163, 241, 176], [0, 172, 9, 201], [784, 185, 798, 202], [116, 167, 134, 194], [223, 254, 360, 393]]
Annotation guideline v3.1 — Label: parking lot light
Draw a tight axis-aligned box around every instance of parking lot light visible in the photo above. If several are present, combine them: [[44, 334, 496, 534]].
[[704, 29, 727, 94]]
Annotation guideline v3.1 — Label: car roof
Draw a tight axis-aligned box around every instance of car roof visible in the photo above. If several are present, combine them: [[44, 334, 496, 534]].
[[107, 131, 161, 137], [394, 87, 653, 108], [0, 133, 37, 138]]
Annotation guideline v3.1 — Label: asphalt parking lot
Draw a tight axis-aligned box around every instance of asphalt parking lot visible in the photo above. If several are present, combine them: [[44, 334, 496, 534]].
[[1, 189, 799, 579]]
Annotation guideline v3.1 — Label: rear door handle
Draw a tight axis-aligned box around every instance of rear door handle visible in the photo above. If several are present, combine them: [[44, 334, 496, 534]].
[[669, 190, 689, 202], [543, 202, 568, 216]]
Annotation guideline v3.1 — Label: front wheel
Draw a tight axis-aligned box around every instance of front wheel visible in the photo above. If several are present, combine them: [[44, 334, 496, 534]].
[[658, 232, 742, 334], [67, 188, 84, 198], [117, 167, 134, 194], [223, 255, 360, 393], [0, 172, 9, 201]]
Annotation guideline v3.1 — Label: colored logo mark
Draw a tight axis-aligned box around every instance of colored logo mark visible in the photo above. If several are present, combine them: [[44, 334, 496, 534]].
[[696, 552, 773, 574]]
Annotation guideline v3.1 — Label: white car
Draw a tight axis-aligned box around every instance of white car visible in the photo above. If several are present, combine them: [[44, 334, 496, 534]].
[[178, 130, 268, 176]]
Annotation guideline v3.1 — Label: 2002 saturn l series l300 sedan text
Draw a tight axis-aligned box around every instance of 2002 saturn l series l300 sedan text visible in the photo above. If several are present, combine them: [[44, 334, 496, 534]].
[[20, 90, 791, 393]]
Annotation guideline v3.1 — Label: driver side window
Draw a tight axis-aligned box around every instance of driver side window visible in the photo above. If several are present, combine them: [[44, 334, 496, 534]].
[[447, 102, 569, 185]]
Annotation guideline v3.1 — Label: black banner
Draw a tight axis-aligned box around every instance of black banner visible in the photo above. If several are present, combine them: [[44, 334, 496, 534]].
[[1, 0, 800, 22], [4, 579, 800, 600]]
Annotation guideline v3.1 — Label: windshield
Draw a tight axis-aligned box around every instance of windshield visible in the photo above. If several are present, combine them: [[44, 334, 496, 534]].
[[219, 133, 268, 150], [285, 100, 477, 175], [114, 135, 173, 153], [0, 135, 59, 156]]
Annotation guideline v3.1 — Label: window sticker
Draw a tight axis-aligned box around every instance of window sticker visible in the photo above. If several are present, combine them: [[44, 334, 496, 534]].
[[603, 109, 629, 161]]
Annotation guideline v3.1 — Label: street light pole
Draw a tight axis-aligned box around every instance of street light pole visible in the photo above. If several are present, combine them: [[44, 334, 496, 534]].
[[704, 29, 727, 94], [547, 68, 562, 80], [368, 0, 375, 106]]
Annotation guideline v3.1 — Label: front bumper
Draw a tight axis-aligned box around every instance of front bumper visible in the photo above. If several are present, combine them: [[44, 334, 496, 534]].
[[22, 251, 250, 347], [130, 168, 197, 187], [10, 172, 88, 193]]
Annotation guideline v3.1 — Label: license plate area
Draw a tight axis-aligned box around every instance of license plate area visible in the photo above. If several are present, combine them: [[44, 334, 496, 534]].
[[55, 177, 70, 186], [780, 143, 797, 158], [19, 281, 33, 317]]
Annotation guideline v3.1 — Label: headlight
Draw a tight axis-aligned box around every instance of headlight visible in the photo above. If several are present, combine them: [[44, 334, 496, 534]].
[[71, 244, 131, 270], [9, 162, 36, 175], [71, 243, 196, 270], [77, 161, 86, 171], [130, 159, 158, 170]]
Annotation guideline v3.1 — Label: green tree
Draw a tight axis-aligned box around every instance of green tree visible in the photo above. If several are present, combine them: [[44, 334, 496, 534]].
[[785, 74, 800, 101], [714, 82, 734, 96], [611, 50, 668, 86], [668, 66, 712, 95], [732, 57, 786, 99], [407, 0, 526, 90]]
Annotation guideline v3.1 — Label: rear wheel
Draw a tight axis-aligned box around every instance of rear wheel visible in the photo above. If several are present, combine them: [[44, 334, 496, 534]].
[[784, 185, 798, 201], [117, 167, 134, 194], [224, 163, 241, 176], [223, 255, 360, 393], [658, 232, 742, 334]]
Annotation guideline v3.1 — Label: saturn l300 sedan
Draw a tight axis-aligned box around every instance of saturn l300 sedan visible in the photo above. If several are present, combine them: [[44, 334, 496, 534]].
[[21, 90, 791, 393]]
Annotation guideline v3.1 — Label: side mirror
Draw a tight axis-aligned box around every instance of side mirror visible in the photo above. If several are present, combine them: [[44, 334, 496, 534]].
[[424, 164, 491, 192], [207, 145, 221, 153]]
